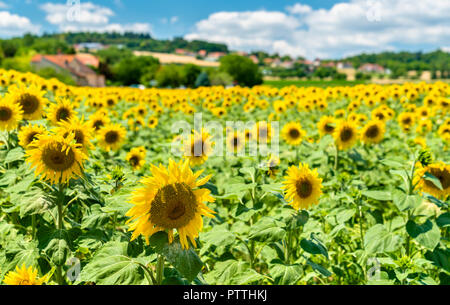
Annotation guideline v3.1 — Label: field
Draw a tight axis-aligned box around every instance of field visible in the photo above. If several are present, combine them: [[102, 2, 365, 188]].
[[264, 79, 368, 88], [0, 69, 449, 285]]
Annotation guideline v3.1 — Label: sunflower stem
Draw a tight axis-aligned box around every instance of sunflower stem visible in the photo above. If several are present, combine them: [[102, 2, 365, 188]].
[[56, 183, 65, 285], [156, 255, 165, 285]]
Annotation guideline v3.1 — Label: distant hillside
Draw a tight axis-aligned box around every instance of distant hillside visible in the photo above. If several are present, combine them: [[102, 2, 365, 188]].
[[340, 50, 450, 78], [41, 32, 229, 54]]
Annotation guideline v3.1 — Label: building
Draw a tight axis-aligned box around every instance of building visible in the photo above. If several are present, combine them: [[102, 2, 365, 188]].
[[31, 53, 105, 87], [198, 50, 207, 57], [337, 62, 353, 69], [205, 52, 227, 62], [358, 63, 386, 73], [249, 55, 259, 65]]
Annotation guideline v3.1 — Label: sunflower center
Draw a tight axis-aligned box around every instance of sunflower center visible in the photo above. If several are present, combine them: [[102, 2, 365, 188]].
[[149, 182, 197, 229], [130, 155, 139, 166], [402, 118, 412, 125], [42, 143, 76, 171], [365, 125, 379, 138], [18, 93, 39, 115], [233, 136, 240, 147], [56, 107, 70, 122], [93, 120, 104, 130], [340, 127, 353, 142], [324, 124, 334, 133], [107, 99, 114, 106], [105, 131, 119, 144], [425, 168, 450, 190], [26, 132, 39, 144], [296, 179, 313, 198], [289, 128, 301, 139], [0, 107, 12, 121], [191, 140, 205, 157]]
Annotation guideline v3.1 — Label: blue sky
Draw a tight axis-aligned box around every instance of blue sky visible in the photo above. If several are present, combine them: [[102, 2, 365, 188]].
[[1, 0, 449, 59]]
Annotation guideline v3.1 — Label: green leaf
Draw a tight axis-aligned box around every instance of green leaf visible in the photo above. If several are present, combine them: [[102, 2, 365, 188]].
[[82, 204, 110, 229], [5, 147, 24, 163], [364, 224, 403, 254], [199, 226, 236, 255], [361, 190, 392, 201], [78, 241, 146, 285], [436, 213, 450, 228], [204, 260, 264, 284], [249, 217, 286, 242], [336, 208, 356, 224], [425, 248, 450, 273], [239, 167, 256, 181], [3, 239, 40, 275], [150, 231, 203, 282], [17, 191, 52, 217], [392, 191, 421, 211], [44, 229, 71, 266], [295, 210, 309, 226], [269, 262, 303, 284], [260, 183, 283, 193], [406, 220, 440, 250], [423, 172, 443, 190], [305, 259, 332, 277], [300, 234, 328, 259], [390, 169, 410, 192]]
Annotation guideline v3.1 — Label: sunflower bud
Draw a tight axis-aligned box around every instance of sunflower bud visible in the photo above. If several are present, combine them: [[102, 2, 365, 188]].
[[418, 148, 433, 166]]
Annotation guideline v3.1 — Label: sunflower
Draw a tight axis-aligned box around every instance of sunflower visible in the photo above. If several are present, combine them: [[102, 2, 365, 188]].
[[55, 116, 94, 153], [282, 162, 323, 210], [18, 124, 47, 148], [317, 116, 336, 136], [7, 84, 47, 120], [148, 116, 158, 129], [371, 108, 389, 122], [126, 159, 215, 249], [3, 264, 50, 285], [438, 124, 450, 142], [88, 111, 111, 132], [266, 154, 280, 178], [0, 98, 23, 131], [47, 98, 77, 125], [97, 123, 127, 152], [26, 132, 87, 184], [282, 122, 305, 146], [414, 162, 450, 199], [360, 120, 385, 144], [333, 121, 359, 150], [126, 147, 146, 170], [183, 130, 213, 166], [416, 119, 432, 135], [398, 112, 416, 132], [226, 131, 245, 154], [254, 121, 272, 143]]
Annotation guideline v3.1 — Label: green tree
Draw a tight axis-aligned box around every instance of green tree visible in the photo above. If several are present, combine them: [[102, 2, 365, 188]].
[[219, 55, 263, 87], [156, 65, 183, 88], [195, 72, 211, 87], [113, 55, 160, 86], [182, 64, 201, 88]]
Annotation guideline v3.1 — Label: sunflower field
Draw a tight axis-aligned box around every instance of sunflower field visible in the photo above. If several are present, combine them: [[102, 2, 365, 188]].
[[0, 69, 449, 286]]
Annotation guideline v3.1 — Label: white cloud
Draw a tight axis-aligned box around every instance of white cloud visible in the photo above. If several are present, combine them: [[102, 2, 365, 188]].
[[40, 1, 152, 34], [185, 0, 450, 59], [286, 3, 312, 15], [170, 16, 179, 24], [0, 1, 9, 9], [0, 11, 40, 37]]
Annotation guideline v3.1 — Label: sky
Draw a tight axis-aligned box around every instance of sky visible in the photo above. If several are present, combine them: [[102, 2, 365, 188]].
[[0, 0, 449, 59]]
